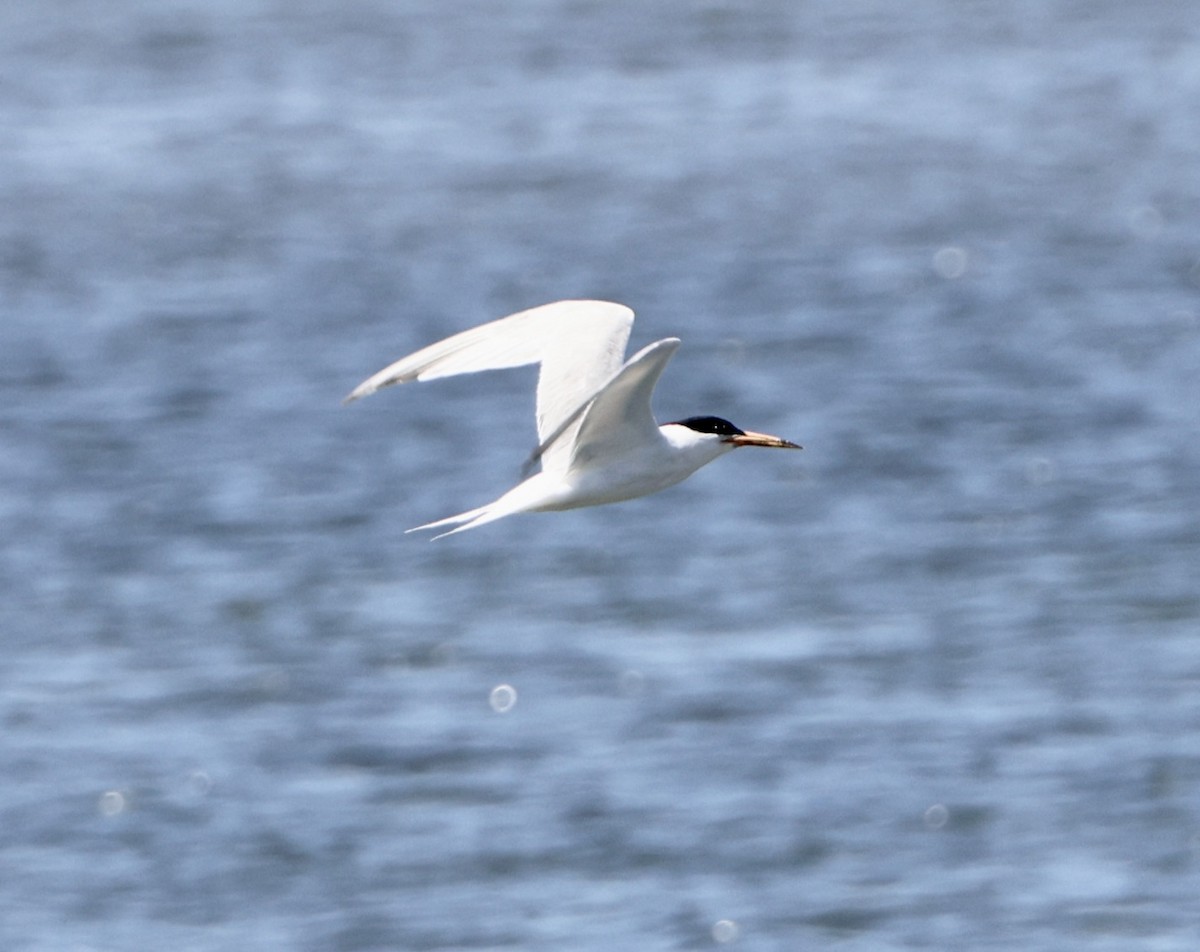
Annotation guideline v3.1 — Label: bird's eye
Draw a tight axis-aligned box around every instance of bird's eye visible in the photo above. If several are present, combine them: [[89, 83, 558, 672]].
[[669, 416, 745, 436]]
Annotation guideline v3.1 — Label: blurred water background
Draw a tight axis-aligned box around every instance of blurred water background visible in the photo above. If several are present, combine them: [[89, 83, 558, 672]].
[[2, 1, 1199, 949]]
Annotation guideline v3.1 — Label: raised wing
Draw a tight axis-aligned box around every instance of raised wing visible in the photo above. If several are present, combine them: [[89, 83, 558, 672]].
[[343, 301, 634, 467], [526, 338, 680, 476], [530, 302, 633, 470]]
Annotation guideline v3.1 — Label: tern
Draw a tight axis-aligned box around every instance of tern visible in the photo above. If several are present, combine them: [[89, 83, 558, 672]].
[[344, 300, 801, 538]]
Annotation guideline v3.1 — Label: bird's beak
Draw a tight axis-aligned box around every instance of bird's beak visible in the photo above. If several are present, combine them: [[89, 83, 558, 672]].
[[725, 430, 802, 450]]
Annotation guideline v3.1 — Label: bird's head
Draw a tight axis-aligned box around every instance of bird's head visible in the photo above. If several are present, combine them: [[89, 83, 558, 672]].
[[664, 416, 802, 452]]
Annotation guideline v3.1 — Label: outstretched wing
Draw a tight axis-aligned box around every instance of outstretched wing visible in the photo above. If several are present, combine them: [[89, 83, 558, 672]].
[[344, 301, 634, 472], [525, 338, 680, 476]]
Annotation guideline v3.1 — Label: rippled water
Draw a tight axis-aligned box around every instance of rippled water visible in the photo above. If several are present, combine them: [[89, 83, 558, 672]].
[[3, 2, 1199, 950]]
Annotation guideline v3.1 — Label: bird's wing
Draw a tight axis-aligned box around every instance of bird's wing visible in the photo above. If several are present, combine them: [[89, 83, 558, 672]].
[[343, 301, 633, 469], [525, 338, 681, 476], [531, 302, 633, 473]]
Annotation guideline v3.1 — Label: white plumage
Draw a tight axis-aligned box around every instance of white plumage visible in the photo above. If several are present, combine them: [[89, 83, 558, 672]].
[[345, 300, 800, 538]]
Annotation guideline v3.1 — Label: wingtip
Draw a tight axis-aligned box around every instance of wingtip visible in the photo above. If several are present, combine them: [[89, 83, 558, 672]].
[[341, 384, 374, 405]]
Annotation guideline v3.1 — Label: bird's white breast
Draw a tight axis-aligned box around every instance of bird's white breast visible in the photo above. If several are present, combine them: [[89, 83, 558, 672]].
[[545, 425, 733, 511]]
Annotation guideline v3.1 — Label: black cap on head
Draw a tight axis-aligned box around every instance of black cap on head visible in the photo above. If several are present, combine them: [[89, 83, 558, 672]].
[[669, 415, 745, 437]]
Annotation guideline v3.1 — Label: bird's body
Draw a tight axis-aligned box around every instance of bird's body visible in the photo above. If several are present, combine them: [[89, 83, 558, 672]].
[[344, 300, 800, 538]]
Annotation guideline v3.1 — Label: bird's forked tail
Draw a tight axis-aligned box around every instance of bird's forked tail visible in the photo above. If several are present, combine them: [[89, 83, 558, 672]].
[[404, 503, 495, 540], [405, 474, 562, 540]]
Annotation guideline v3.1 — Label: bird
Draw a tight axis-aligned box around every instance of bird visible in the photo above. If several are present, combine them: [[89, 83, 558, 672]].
[[344, 300, 801, 538]]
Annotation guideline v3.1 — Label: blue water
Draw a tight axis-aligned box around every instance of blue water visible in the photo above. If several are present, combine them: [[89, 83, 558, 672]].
[[2, 2, 1199, 949]]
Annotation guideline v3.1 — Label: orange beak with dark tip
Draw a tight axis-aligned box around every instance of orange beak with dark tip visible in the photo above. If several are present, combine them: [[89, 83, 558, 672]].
[[724, 430, 803, 450]]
